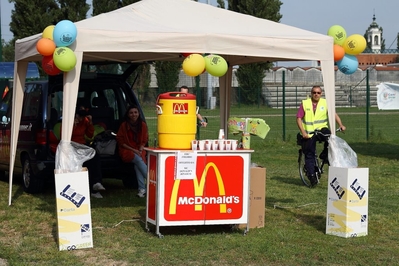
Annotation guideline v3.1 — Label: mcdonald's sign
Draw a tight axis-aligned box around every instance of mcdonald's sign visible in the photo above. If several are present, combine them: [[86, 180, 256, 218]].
[[163, 155, 244, 221], [173, 103, 189, 114]]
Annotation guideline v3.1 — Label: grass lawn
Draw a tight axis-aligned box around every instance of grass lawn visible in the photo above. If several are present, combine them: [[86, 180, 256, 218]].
[[0, 107, 398, 265]]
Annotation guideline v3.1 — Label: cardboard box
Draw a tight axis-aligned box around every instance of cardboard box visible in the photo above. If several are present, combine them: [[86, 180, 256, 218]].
[[55, 168, 93, 251], [240, 167, 266, 229], [326, 167, 369, 238]]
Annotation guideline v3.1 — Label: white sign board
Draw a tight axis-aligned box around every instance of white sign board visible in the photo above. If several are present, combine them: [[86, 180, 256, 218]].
[[174, 151, 197, 180]]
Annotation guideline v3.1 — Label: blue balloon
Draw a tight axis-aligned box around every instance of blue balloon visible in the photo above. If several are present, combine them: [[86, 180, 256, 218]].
[[337, 54, 358, 75], [53, 20, 77, 47]]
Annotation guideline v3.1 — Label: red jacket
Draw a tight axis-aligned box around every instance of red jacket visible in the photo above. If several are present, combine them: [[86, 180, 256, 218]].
[[71, 117, 94, 144], [116, 121, 148, 163]]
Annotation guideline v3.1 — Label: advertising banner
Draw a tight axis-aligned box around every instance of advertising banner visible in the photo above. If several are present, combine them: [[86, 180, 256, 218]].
[[326, 167, 369, 238], [376, 82, 399, 110], [55, 170, 93, 251]]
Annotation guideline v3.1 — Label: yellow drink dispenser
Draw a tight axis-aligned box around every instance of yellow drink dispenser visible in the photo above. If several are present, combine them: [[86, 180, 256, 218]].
[[156, 92, 197, 149]]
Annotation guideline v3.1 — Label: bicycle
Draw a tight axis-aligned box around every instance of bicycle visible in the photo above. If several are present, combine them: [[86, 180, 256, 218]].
[[297, 129, 341, 188]]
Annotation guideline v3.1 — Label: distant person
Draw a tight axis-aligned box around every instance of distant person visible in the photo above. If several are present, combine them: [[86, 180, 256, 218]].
[[116, 105, 149, 198], [180, 86, 207, 127], [72, 105, 106, 198], [296, 85, 346, 187]]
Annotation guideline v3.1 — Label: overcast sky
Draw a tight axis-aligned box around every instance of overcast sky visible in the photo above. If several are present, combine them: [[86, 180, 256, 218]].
[[1, 0, 398, 65]]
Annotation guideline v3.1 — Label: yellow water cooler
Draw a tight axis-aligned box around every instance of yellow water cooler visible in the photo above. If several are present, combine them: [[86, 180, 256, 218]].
[[156, 92, 197, 149]]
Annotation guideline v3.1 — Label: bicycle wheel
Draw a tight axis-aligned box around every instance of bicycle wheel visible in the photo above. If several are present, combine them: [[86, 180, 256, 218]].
[[298, 149, 311, 187]]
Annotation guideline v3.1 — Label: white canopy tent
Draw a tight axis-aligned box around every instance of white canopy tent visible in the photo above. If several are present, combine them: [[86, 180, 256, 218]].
[[10, 0, 336, 205]]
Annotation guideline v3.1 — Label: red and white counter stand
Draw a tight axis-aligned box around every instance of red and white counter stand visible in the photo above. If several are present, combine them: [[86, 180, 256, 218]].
[[145, 148, 253, 238]]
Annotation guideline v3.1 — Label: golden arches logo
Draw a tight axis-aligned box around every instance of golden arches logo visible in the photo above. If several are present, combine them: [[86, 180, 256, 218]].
[[169, 162, 226, 215], [173, 103, 188, 114]]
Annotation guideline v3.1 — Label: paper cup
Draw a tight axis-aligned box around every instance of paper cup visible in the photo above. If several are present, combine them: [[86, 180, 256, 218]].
[[205, 140, 211, 150], [225, 140, 231, 150], [211, 140, 219, 150], [231, 140, 238, 150], [199, 140, 206, 150], [218, 140, 225, 150], [191, 140, 198, 150]]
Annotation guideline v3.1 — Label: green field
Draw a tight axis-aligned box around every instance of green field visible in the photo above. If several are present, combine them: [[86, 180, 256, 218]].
[[1, 106, 398, 265]]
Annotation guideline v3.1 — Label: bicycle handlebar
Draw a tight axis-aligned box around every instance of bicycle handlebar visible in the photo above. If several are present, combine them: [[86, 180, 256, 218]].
[[308, 128, 342, 137]]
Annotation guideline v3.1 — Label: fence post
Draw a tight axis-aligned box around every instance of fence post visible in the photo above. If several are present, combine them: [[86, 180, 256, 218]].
[[366, 69, 370, 141], [282, 71, 286, 141]]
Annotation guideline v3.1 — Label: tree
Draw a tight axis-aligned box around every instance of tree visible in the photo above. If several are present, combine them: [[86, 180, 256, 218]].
[[58, 0, 89, 22], [228, 0, 282, 105], [131, 64, 152, 103], [1, 40, 15, 62], [92, 0, 140, 16], [9, 0, 60, 41], [154, 61, 181, 93]]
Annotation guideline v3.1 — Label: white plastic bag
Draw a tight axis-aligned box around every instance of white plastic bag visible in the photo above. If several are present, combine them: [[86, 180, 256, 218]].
[[328, 135, 358, 168], [55, 140, 96, 173]]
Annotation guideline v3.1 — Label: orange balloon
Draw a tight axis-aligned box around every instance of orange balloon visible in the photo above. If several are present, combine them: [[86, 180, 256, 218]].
[[36, 38, 56, 56], [333, 44, 345, 62]]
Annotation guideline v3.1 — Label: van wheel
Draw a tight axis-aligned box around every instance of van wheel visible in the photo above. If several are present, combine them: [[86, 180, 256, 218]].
[[22, 157, 44, 194]]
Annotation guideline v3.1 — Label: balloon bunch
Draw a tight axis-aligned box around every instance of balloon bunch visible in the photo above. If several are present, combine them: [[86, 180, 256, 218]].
[[328, 25, 366, 75], [181, 53, 228, 77], [36, 20, 78, 76]]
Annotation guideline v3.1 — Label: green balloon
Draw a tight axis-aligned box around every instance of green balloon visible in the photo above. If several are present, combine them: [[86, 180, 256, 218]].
[[53, 47, 77, 72], [205, 54, 228, 77], [327, 25, 347, 46]]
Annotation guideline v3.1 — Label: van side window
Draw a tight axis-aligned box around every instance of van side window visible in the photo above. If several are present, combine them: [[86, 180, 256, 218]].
[[104, 89, 119, 119], [0, 80, 12, 118], [22, 83, 42, 120]]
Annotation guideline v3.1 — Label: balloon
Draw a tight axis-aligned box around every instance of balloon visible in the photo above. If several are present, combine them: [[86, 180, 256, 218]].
[[53, 20, 77, 47], [181, 53, 193, 57], [327, 25, 347, 46], [204, 54, 228, 77], [53, 47, 77, 72], [36, 38, 56, 56], [333, 44, 345, 62], [42, 56, 61, 76], [337, 54, 358, 75], [182, 54, 205, 77], [343, 34, 367, 55], [42, 25, 55, 40]]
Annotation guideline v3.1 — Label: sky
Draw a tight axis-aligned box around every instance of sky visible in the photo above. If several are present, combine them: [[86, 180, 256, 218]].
[[1, 0, 398, 65]]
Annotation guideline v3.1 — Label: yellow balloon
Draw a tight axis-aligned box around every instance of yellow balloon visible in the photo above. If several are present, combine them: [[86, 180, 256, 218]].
[[42, 25, 55, 40], [343, 34, 367, 55], [182, 54, 205, 77]]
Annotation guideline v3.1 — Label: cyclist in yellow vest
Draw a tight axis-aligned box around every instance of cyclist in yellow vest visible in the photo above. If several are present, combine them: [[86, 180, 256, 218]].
[[296, 86, 346, 187]]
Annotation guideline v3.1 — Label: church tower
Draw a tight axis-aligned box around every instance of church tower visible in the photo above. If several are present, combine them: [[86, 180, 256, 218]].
[[366, 13, 382, 51]]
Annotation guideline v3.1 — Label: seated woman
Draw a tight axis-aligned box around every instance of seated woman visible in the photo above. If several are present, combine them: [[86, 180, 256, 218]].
[[116, 105, 148, 198]]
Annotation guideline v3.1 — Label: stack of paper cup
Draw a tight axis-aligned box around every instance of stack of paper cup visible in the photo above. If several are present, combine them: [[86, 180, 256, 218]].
[[218, 129, 225, 140]]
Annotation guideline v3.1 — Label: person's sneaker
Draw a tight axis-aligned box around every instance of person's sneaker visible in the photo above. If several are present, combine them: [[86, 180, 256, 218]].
[[137, 189, 146, 198], [91, 192, 103, 198], [93, 182, 106, 191]]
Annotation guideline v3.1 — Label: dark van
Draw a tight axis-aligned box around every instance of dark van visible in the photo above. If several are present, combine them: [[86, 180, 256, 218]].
[[0, 63, 145, 193]]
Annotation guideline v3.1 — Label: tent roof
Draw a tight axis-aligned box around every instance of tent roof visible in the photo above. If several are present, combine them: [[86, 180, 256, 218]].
[[15, 0, 333, 65]]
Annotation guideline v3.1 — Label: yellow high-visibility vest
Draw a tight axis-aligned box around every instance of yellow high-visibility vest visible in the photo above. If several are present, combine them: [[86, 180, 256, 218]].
[[301, 98, 328, 137]]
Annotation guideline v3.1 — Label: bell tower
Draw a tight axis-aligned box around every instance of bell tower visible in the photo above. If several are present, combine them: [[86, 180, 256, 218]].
[[366, 13, 382, 51]]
